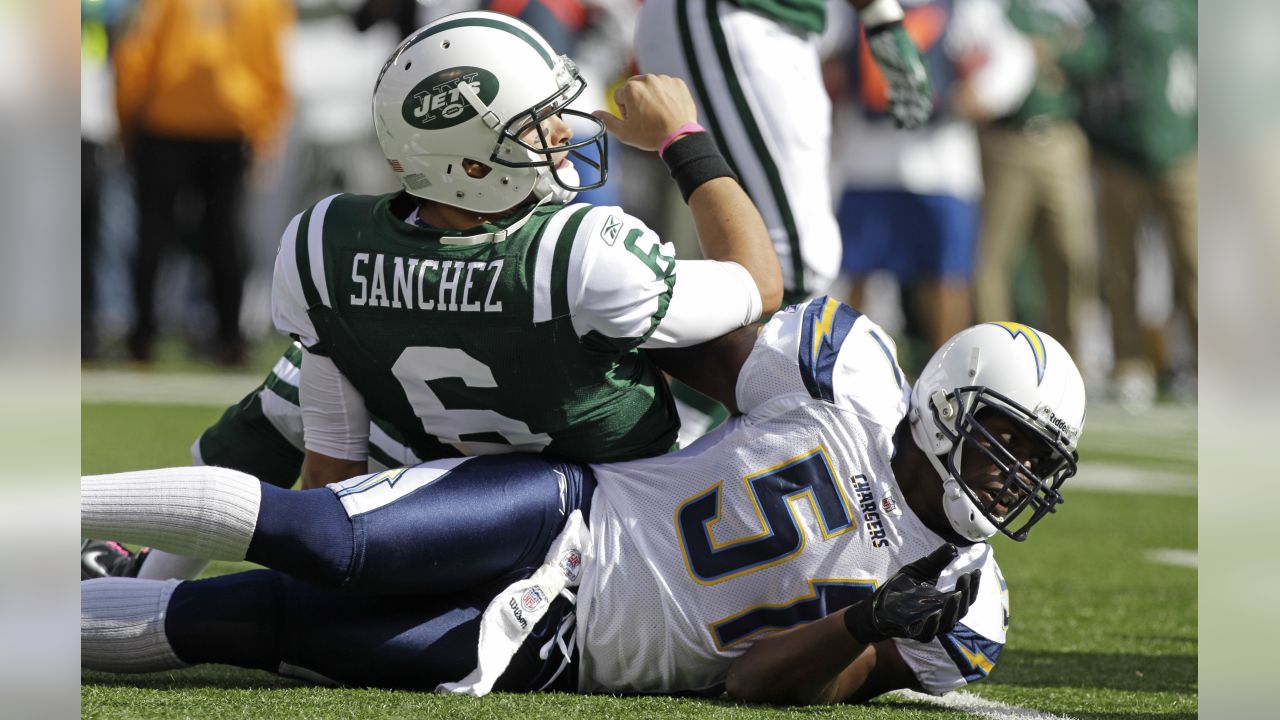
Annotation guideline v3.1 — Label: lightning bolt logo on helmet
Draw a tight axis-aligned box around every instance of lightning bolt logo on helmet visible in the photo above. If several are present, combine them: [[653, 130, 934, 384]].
[[986, 322, 1047, 385]]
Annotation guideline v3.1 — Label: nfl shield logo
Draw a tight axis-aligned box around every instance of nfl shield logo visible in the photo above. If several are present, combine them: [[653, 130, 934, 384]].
[[881, 493, 901, 517], [521, 587, 546, 612], [558, 550, 582, 582]]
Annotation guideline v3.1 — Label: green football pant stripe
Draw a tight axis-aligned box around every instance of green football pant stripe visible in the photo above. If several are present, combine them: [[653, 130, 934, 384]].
[[703, 0, 805, 294], [675, 0, 742, 180]]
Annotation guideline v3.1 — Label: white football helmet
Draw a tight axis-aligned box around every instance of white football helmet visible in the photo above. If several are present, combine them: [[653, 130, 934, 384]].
[[909, 322, 1086, 542], [372, 11, 608, 214]]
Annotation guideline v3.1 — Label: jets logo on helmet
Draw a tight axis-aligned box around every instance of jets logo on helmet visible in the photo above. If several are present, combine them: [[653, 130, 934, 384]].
[[373, 11, 608, 214], [403, 67, 500, 130], [909, 323, 1086, 542]]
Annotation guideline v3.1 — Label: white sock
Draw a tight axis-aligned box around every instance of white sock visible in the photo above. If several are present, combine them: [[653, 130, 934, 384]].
[[129, 435, 222, 580], [81, 578, 189, 673], [136, 551, 211, 581], [81, 466, 262, 561]]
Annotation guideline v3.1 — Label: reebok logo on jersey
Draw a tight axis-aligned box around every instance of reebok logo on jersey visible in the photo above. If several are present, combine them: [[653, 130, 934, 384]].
[[402, 66, 500, 130], [600, 215, 622, 245]]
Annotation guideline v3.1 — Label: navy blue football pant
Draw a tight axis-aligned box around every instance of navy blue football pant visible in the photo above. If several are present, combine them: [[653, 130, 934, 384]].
[[164, 455, 594, 691]]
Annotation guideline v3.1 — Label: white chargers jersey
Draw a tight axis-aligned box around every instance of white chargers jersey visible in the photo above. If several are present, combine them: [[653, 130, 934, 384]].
[[575, 298, 1009, 695]]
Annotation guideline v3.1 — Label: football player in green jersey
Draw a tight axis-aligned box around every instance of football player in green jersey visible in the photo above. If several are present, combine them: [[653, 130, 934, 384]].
[[279, 11, 781, 490], [83, 10, 784, 582]]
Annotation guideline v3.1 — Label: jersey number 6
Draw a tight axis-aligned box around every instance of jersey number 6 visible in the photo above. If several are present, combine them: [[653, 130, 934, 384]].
[[391, 345, 552, 455]]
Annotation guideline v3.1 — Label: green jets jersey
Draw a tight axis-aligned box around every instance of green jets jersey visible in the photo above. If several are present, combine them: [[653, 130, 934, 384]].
[[273, 191, 681, 464]]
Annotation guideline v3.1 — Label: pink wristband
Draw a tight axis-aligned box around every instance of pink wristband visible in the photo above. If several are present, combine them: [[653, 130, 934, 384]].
[[658, 122, 706, 158]]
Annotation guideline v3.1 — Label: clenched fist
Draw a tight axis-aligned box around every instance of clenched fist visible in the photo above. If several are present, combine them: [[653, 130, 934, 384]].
[[591, 74, 698, 152]]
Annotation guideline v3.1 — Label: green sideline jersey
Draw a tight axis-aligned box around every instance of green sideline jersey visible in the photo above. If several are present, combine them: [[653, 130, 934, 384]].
[[1083, 0, 1197, 173], [1001, 0, 1107, 126], [273, 191, 682, 465]]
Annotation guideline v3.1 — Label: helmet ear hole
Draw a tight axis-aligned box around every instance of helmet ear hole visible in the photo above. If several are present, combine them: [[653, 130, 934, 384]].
[[461, 159, 492, 179]]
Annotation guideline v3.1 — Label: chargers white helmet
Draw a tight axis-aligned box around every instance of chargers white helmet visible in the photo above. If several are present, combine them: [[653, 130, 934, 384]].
[[909, 322, 1086, 542], [372, 11, 607, 214]]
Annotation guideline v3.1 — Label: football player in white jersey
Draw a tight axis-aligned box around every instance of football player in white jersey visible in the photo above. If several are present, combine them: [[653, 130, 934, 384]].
[[82, 300, 1085, 702], [635, 0, 933, 305]]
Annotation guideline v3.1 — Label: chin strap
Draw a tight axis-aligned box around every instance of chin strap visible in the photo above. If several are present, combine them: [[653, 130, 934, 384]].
[[941, 475, 997, 542], [534, 159, 580, 204], [914, 389, 996, 543]]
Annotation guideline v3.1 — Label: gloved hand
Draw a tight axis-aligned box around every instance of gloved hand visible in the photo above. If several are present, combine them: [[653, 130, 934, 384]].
[[843, 543, 981, 643], [866, 21, 934, 129]]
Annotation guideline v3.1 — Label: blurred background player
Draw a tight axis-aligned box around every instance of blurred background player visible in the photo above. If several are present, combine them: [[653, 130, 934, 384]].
[[826, 0, 1034, 372], [81, 0, 134, 359], [112, 0, 294, 366], [632, 0, 931, 440], [971, 0, 1105, 364], [634, 0, 933, 308], [1082, 0, 1197, 412]]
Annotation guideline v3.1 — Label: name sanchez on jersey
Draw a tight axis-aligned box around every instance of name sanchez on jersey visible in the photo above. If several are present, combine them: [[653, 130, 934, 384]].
[[346, 252, 505, 313]]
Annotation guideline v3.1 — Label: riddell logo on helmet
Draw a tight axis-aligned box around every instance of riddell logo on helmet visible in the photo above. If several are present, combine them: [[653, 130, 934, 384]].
[[402, 66, 500, 130], [1035, 404, 1079, 441]]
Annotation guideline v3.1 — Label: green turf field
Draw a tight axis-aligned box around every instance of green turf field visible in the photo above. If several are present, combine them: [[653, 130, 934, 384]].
[[81, 393, 1197, 720]]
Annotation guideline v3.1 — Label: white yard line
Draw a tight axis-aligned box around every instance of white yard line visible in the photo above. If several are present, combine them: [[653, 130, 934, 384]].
[[893, 689, 1078, 720], [1070, 463, 1196, 496], [1082, 404, 1197, 465], [82, 370, 262, 406], [1086, 403, 1195, 436], [1145, 548, 1198, 569]]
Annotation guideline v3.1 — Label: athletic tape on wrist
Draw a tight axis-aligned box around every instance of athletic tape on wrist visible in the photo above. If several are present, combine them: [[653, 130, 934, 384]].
[[660, 131, 737, 203]]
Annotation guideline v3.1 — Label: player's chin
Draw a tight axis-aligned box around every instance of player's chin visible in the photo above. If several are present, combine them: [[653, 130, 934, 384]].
[[973, 485, 1021, 520]]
